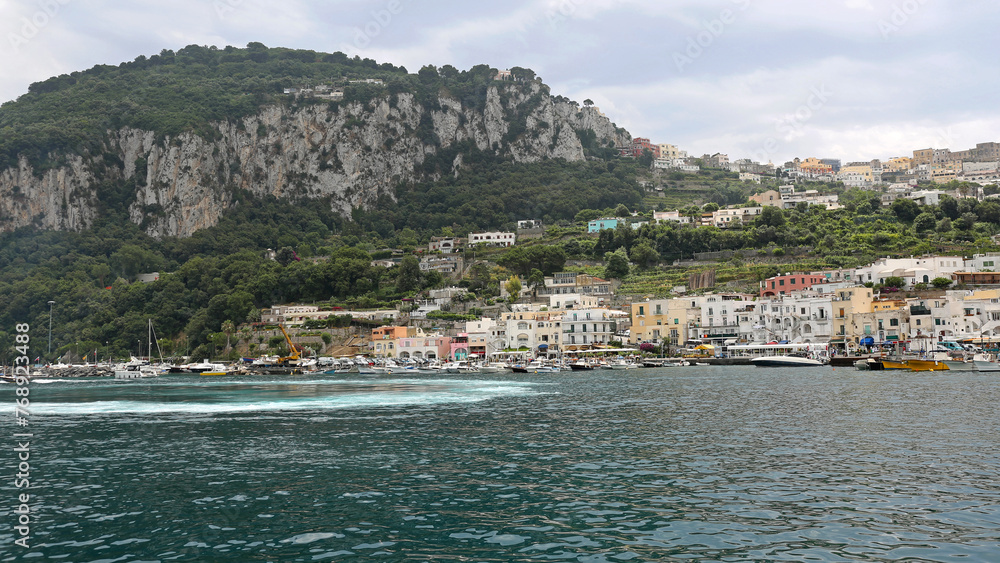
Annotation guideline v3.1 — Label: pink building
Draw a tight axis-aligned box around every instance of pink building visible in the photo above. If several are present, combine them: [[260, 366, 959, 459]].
[[760, 274, 829, 297], [449, 333, 470, 360], [396, 335, 451, 361]]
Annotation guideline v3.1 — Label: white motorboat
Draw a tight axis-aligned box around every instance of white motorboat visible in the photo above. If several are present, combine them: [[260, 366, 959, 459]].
[[187, 362, 230, 375], [479, 362, 509, 373], [749, 355, 823, 367], [114, 358, 159, 379], [522, 360, 558, 373], [609, 358, 638, 370], [973, 353, 1000, 372]]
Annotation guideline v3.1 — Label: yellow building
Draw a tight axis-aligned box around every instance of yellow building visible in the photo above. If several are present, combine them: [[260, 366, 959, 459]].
[[749, 189, 782, 206], [831, 287, 874, 350], [884, 157, 912, 173], [631, 299, 696, 347], [799, 157, 833, 175], [913, 148, 934, 166]]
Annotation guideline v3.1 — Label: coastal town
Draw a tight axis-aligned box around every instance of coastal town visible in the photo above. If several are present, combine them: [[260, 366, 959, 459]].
[[260, 252, 1000, 364], [240, 137, 1000, 365]]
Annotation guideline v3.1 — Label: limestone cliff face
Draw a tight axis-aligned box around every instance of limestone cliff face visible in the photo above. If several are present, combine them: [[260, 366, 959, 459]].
[[0, 83, 630, 238]]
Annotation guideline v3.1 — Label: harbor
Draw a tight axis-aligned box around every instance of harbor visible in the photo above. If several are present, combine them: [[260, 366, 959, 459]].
[[4, 366, 999, 560]]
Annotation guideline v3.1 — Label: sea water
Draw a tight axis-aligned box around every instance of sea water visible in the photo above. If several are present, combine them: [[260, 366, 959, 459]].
[[1, 367, 998, 561]]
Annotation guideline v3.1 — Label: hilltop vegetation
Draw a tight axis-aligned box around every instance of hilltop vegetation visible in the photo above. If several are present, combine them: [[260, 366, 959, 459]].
[[0, 43, 554, 172]]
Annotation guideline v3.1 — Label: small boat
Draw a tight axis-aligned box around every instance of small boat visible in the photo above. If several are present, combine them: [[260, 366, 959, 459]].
[[854, 358, 883, 370], [479, 362, 509, 374], [523, 360, 558, 373], [903, 359, 948, 372], [879, 358, 911, 370], [609, 358, 638, 370], [973, 353, 1000, 372], [114, 362, 159, 379], [568, 361, 594, 371], [749, 355, 823, 367]]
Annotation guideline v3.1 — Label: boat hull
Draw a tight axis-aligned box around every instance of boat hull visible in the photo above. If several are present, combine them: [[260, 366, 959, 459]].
[[749, 356, 823, 367], [906, 360, 949, 372]]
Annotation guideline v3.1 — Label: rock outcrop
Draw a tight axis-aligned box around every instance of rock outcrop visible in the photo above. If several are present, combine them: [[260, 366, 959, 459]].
[[0, 82, 630, 238]]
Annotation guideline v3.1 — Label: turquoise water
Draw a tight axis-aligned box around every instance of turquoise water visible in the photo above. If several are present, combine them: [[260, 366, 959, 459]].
[[1, 367, 999, 561]]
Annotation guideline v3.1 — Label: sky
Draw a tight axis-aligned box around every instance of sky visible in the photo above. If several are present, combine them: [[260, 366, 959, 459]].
[[1, 0, 997, 164]]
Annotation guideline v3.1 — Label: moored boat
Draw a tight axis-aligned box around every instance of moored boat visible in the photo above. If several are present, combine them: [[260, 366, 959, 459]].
[[904, 359, 948, 372], [749, 355, 823, 367]]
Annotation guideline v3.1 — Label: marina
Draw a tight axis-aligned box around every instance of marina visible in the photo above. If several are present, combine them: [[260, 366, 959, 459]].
[[2, 366, 998, 560]]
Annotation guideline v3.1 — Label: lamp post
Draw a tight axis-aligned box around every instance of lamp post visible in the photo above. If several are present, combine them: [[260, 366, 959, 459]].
[[47, 300, 55, 356]]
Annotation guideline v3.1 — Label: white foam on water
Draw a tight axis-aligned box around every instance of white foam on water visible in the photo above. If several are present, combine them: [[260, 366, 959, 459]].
[[27, 380, 540, 416], [281, 532, 343, 544]]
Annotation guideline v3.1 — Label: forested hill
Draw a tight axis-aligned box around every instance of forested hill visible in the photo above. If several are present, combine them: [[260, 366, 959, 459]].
[[0, 43, 631, 238]]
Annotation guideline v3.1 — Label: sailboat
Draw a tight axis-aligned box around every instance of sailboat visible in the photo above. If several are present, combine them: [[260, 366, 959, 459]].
[[114, 319, 165, 379]]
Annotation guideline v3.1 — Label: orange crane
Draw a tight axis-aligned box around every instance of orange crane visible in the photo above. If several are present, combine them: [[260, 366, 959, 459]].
[[278, 324, 301, 365]]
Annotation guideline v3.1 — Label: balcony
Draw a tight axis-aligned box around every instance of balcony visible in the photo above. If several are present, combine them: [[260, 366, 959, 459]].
[[910, 305, 931, 316]]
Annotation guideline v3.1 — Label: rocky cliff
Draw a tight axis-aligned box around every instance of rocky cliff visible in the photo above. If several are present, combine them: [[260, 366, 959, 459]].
[[0, 81, 629, 238]]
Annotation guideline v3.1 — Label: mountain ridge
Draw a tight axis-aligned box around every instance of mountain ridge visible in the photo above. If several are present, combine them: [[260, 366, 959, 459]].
[[0, 45, 631, 238]]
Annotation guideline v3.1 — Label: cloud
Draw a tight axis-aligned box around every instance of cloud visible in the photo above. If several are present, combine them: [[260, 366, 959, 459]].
[[0, 0, 996, 166]]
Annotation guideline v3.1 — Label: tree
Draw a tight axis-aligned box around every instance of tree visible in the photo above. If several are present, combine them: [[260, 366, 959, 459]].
[[756, 206, 786, 228], [956, 212, 978, 231], [638, 148, 655, 168], [939, 195, 960, 219], [604, 249, 630, 279], [913, 212, 936, 233], [527, 268, 545, 288], [505, 276, 522, 303], [891, 198, 921, 222], [629, 242, 659, 270], [936, 217, 952, 233], [276, 246, 297, 266], [221, 320, 235, 351], [977, 200, 1000, 224], [583, 99, 594, 107], [396, 255, 423, 293], [932, 277, 953, 290], [702, 202, 720, 213], [91, 263, 111, 287], [614, 203, 631, 217], [883, 276, 905, 290]]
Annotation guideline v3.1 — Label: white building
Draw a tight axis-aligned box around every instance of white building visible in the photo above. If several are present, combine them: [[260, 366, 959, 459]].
[[966, 253, 1000, 272], [654, 210, 693, 224], [711, 206, 763, 228], [468, 232, 516, 247], [751, 294, 834, 343], [465, 317, 504, 358], [851, 256, 965, 287], [685, 294, 756, 344], [562, 308, 619, 350], [549, 293, 600, 310]]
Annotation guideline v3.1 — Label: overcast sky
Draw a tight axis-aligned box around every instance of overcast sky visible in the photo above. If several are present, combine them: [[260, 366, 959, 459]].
[[2, 0, 997, 164]]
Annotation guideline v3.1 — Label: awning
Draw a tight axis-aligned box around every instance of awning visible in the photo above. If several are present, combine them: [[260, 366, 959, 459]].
[[538, 344, 548, 349], [860, 336, 875, 345], [886, 335, 899, 341]]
